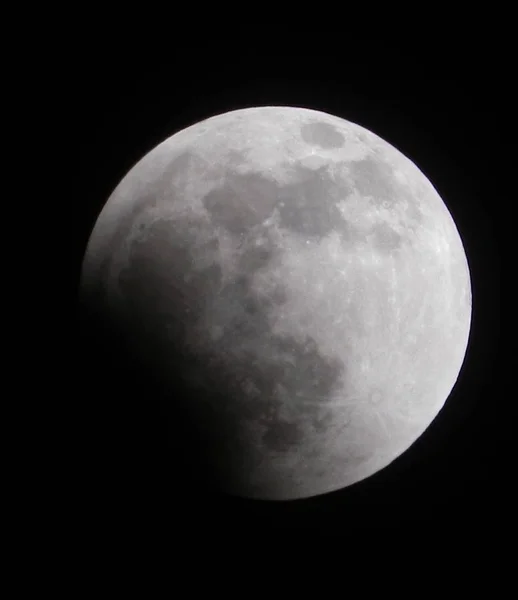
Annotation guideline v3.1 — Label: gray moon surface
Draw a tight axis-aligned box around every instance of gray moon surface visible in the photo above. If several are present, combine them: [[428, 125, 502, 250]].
[[80, 106, 472, 500]]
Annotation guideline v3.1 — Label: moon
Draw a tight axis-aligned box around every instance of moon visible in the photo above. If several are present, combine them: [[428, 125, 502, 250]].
[[80, 106, 472, 501]]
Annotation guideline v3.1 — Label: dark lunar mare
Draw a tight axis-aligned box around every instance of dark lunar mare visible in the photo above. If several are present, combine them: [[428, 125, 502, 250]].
[[202, 161, 352, 241], [348, 155, 400, 208], [300, 122, 346, 149]]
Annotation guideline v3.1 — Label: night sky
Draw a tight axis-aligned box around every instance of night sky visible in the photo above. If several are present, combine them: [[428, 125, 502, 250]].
[[70, 37, 507, 548]]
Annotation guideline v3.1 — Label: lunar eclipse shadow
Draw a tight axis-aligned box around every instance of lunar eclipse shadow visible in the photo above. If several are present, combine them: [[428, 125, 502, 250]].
[[77, 295, 462, 534]]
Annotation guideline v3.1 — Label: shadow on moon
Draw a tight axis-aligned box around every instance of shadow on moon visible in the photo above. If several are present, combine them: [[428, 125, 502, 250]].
[[112, 214, 346, 497]]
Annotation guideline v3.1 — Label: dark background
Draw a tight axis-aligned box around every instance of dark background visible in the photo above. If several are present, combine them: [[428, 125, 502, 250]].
[[72, 38, 507, 546]]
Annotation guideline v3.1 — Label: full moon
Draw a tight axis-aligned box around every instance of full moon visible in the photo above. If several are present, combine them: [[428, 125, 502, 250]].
[[80, 106, 472, 500]]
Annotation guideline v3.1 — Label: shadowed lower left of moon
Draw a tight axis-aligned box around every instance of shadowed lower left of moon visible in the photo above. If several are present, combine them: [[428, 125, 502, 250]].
[[111, 210, 347, 498]]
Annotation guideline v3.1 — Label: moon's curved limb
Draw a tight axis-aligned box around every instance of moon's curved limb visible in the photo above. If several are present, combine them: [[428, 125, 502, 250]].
[[80, 107, 472, 500]]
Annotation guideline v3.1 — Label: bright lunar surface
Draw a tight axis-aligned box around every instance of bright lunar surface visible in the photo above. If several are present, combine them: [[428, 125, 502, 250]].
[[80, 106, 472, 500]]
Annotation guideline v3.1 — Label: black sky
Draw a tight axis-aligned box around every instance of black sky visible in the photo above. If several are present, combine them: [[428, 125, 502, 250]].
[[71, 38, 508, 547]]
